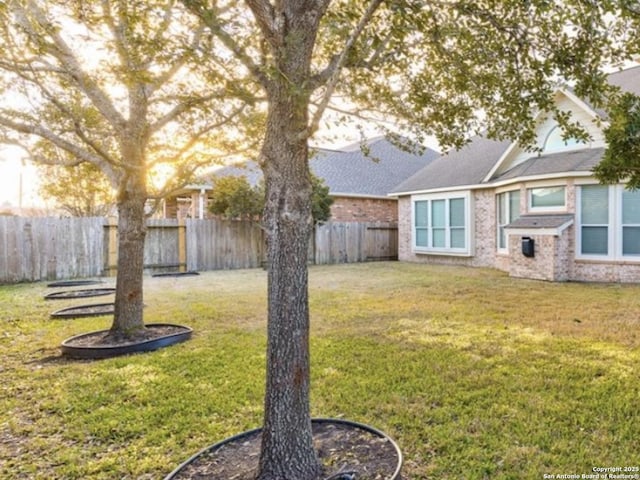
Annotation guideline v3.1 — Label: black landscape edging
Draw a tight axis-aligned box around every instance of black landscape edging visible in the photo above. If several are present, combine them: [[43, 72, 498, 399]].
[[44, 288, 116, 300], [50, 303, 115, 319], [151, 271, 200, 278], [47, 280, 105, 288], [60, 323, 192, 359], [164, 417, 403, 480]]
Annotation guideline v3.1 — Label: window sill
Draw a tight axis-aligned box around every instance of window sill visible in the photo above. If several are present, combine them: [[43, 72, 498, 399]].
[[413, 249, 472, 257], [575, 257, 640, 265]]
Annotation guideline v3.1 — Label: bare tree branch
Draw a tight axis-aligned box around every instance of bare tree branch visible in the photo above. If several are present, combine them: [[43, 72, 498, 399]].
[[182, 0, 272, 88], [16, 1, 127, 131], [307, 0, 384, 137]]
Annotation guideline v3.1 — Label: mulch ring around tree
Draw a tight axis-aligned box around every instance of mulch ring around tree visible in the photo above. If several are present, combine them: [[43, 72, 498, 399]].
[[60, 323, 192, 359], [166, 418, 402, 480], [47, 279, 105, 288], [44, 288, 116, 300], [151, 271, 200, 278], [50, 303, 115, 319]]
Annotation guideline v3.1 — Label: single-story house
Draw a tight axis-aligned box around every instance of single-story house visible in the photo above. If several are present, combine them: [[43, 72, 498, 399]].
[[162, 136, 439, 223], [390, 66, 640, 283]]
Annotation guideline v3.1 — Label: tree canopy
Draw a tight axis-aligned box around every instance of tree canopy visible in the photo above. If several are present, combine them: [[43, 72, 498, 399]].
[[595, 92, 640, 190], [38, 162, 116, 217], [0, 0, 257, 338]]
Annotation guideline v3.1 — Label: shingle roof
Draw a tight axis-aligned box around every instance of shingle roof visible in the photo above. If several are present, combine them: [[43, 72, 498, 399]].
[[393, 66, 640, 195], [506, 214, 574, 229], [492, 148, 605, 182], [311, 136, 439, 197], [607, 65, 640, 96], [213, 136, 439, 197], [214, 161, 263, 186], [391, 136, 510, 194]]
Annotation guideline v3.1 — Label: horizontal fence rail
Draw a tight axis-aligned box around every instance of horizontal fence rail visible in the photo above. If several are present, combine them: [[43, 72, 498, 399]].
[[0, 217, 397, 284]]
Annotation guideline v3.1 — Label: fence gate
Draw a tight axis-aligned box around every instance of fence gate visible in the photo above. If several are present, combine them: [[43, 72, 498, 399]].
[[364, 224, 398, 261], [313, 222, 397, 265]]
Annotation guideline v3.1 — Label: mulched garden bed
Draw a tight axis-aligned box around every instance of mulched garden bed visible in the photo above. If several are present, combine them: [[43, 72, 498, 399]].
[[166, 419, 402, 480], [61, 323, 192, 359], [151, 271, 200, 278], [47, 280, 104, 288], [50, 303, 115, 319], [44, 288, 116, 300]]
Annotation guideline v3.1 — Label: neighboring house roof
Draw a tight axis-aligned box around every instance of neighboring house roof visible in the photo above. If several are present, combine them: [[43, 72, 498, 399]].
[[213, 136, 439, 198], [392, 65, 640, 196], [311, 136, 439, 197], [214, 161, 263, 186]]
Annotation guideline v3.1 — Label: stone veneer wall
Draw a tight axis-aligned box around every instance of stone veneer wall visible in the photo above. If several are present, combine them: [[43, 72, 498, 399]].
[[330, 197, 398, 223]]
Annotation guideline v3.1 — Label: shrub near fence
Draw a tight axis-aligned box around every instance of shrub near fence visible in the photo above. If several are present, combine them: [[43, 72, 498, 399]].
[[0, 217, 397, 284]]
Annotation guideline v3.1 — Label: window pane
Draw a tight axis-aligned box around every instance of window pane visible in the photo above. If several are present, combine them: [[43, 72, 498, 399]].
[[432, 200, 445, 227], [498, 226, 506, 250], [509, 191, 520, 222], [543, 125, 581, 152], [623, 227, 640, 255], [416, 228, 428, 247], [530, 186, 565, 208], [450, 198, 465, 227], [622, 190, 640, 224], [451, 228, 465, 248], [415, 201, 428, 227], [498, 193, 507, 225], [433, 228, 445, 247], [581, 185, 609, 224], [581, 226, 608, 255]]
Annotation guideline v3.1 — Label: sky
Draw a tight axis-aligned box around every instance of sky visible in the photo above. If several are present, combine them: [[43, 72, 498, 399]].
[[0, 146, 43, 210]]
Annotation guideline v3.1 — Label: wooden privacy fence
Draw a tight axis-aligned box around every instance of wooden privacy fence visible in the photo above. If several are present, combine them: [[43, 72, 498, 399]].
[[0, 217, 397, 283], [0, 216, 105, 283]]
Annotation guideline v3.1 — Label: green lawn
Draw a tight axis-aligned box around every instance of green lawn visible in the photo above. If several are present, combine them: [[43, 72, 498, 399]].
[[1, 263, 639, 479]]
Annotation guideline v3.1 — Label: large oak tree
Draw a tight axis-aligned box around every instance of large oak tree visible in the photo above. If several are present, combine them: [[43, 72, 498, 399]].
[[0, 0, 254, 340], [182, 1, 632, 479]]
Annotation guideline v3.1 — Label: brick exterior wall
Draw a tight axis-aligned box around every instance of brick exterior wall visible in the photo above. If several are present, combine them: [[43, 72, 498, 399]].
[[400, 181, 640, 283], [507, 230, 572, 282], [330, 196, 398, 223], [165, 194, 397, 223], [397, 191, 496, 268]]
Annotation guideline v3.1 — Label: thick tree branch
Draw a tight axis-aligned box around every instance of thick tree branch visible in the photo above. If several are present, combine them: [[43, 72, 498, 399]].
[[182, 0, 271, 88], [0, 114, 108, 170]]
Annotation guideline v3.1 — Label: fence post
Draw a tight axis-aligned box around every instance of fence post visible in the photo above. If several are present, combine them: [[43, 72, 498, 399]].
[[106, 216, 118, 276], [178, 218, 187, 272]]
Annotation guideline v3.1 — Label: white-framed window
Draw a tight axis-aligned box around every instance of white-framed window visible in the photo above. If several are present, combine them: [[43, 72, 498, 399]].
[[543, 125, 583, 153], [528, 185, 566, 212], [622, 189, 640, 256], [577, 184, 640, 260], [413, 192, 471, 255], [497, 189, 521, 251]]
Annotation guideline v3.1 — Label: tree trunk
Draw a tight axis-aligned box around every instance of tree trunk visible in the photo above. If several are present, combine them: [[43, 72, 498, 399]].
[[110, 173, 147, 340], [257, 90, 321, 480]]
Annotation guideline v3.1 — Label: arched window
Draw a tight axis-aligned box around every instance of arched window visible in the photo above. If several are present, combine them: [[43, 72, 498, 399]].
[[543, 125, 582, 153]]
